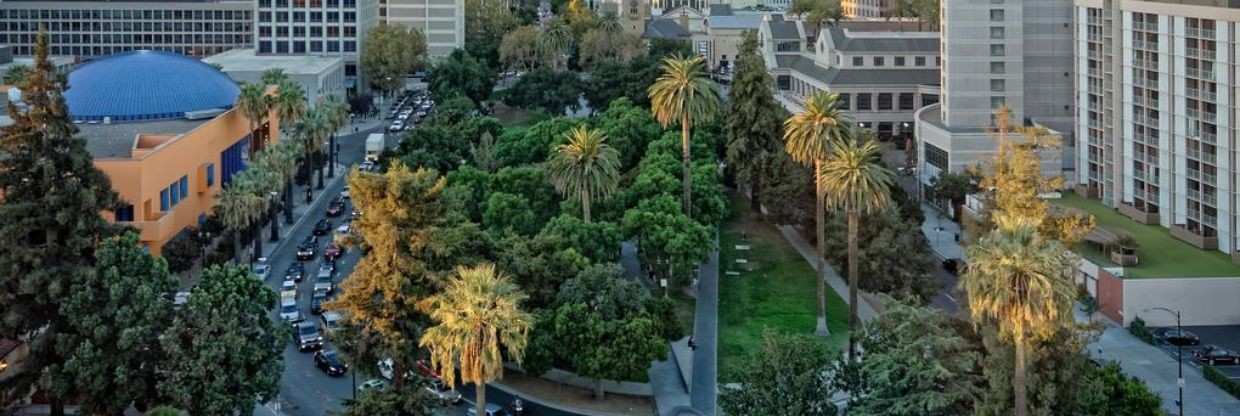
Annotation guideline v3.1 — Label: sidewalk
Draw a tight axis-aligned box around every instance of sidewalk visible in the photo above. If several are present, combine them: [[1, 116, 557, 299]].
[[921, 203, 964, 260], [775, 225, 879, 323], [1081, 309, 1240, 416]]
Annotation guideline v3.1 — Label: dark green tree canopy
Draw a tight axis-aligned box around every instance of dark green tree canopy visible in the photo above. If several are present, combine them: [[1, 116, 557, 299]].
[[159, 264, 284, 416], [501, 68, 584, 116], [429, 49, 496, 107], [361, 24, 427, 95], [720, 331, 839, 416]]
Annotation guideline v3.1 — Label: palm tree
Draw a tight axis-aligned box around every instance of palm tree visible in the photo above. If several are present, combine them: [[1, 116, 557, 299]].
[[319, 95, 350, 178], [420, 263, 532, 416], [819, 134, 893, 358], [236, 82, 272, 156], [216, 177, 267, 264], [296, 108, 331, 195], [598, 13, 623, 34], [261, 68, 289, 86], [547, 126, 621, 223], [272, 80, 307, 130], [540, 21, 572, 69], [961, 221, 1075, 416], [648, 55, 720, 216], [782, 91, 850, 337], [269, 139, 303, 225]]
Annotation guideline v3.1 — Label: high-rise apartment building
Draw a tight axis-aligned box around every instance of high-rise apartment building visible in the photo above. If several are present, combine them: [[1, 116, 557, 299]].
[[0, 0, 253, 58], [382, 0, 464, 57], [842, 0, 890, 18], [915, 0, 1075, 197], [1074, 0, 1240, 253], [254, 0, 378, 87]]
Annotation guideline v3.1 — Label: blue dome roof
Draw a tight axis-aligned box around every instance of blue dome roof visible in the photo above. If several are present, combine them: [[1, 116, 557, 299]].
[[65, 50, 239, 122]]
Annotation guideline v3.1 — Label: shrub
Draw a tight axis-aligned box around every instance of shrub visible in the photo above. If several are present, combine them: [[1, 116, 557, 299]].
[[1128, 317, 1156, 345], [162, 228, 204, 273], [1204, 365, 1240, 399]]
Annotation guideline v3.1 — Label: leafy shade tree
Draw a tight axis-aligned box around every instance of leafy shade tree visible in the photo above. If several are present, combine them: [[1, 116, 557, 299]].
[[648, 55, 720, 215], [483, 192, 540, 236], [419, 263, 532, 416], [236, 81, 273, 155], [361, 24, 427, 96], [782, 91, 850, 337], [929, 170, 980, 220], [578, 28, 645, 69], [397, 123, 474, 173], [340, 382, 439, 416], [821, 210, 936, 302], [501, 68, 584, 115], [144, 406, 183, 416], [962, 223, 1076, 416], [464, 0, 519, 71], [790, 0, 842, 30], [327, 163, 459, 390], [494, 117, 579, 166], [720, 331, 839, 416], [550, 303, 666, 398], [726, 30, 786, 212], [621, 195, 714, 285], [429, 49, 496, 108], [160, 264, 284, 415], [839, 297, 982, 416], [538, 214, 622, 263], [548, 126, 621, 222], [819, 136, 893, 358], [0, 32, 120, 415], [494, 232, 589, 309], [583, 56, 661, 111], [2, 63, 31, 86], [591, 97, 663, 170], [500, 25, 545, 71], [54, 233, 176, 415]]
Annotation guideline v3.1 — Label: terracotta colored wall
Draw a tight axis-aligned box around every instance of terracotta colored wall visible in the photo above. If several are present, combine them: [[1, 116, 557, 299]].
[[1097, 268, 1124, 324], [94, 108, 279, 255]]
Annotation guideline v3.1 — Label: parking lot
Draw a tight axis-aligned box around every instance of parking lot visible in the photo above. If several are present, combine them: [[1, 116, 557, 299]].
[[1151, 325, 1240, 380]]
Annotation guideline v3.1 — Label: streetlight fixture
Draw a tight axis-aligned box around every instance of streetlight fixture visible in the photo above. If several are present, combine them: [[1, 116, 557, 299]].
[[1144, 306, 1184, 416]]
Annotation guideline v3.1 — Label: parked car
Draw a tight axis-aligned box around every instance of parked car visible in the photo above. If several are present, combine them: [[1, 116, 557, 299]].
[[359, 378, 388, 393], [335, 224, 352, 240], [324, 243, 343, 261], [313, 219, 332, 235], [319, 260, 336, 274], [359, 160, 376, 172], [1194, 345, 1240, 365], [293, 322, 323, 352], [315, 349, 348, 377], [340, 188, 350, 200], [286, 263, 305, 282], [302, 234, 319, 246], [280, 279, 297, 294], [253, 258, 271, 280], [173, 291, 191, 308], [466, 403, 506, 416], [326, 202, 345, 217], [279, 298, 302, 323], [1154, 328, 1201, 346], [311, 289, 329, 315], [389, 121, 404, 132], [425, 379, 463, 404], [321, 310, 343, 334]]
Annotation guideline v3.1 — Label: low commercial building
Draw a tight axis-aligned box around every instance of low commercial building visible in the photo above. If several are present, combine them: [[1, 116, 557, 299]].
[[204, 48, 346, 107], [64, 51, 279, 254], [761, 16, 941, 141], [0, 0, 253, 58]]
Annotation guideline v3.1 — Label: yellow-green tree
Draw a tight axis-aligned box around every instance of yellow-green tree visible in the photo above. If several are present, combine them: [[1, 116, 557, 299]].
[[648, 55, 720, 215], [420, 263, 532, 416], [782, 91, 850, 336], [547, 126, 621, 223], [819, 134, 893, 357]]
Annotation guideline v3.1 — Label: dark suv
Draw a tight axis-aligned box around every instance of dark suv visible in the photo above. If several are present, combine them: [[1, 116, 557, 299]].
[[293, 322, 323, 352], [313, 219, 332, 236]]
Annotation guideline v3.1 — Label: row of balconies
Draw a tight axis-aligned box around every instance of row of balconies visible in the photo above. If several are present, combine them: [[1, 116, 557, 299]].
[[1186, 27, 1217, 40], [1186, 67, 1216, 81], [1186, 87, 1217, 102]]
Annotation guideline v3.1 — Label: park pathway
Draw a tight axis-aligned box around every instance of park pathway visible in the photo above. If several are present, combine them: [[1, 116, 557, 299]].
[[689, 247, 720, 416]]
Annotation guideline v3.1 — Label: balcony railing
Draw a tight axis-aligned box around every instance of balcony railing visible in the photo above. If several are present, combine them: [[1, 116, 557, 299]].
[[1134, 21, 1158, 32], [1186, 169, 1199, 180], [1187, 108, 1217, 123], [1200, 131, 1217, 144], [1133, 39, 1154, 50], [1186, 47, 1212, 59], [1186, 88, 1217, 102], [1187, 67, 1216, 80], [1187, 27, 1216, 39], [1188, 188, 1201, 201]]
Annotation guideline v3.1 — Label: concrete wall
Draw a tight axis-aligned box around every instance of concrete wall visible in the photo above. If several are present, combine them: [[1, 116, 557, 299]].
[[1122, 276, 1240, 326]]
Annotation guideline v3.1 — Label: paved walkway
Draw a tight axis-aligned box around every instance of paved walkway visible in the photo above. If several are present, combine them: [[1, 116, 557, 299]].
[[689, 246, 719, 416], [925, 211, 1240, 416], [775, 225, 879, 323]]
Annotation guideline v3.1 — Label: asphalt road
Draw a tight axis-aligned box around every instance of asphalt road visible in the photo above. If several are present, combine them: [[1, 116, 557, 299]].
[[261, 120, 382, 416], [1150, 326, 1240, 380]]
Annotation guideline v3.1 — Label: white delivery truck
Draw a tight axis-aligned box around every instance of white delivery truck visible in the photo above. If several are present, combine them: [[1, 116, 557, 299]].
[[365, 133, 386, 162]]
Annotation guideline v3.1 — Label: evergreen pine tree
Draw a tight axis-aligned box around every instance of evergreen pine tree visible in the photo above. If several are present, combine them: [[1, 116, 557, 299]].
[[0, 31, 119, 415], [726, 30, 786, 212]]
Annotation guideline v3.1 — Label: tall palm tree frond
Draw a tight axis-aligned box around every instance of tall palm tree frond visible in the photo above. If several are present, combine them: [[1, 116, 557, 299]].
[[547, 126, 621, 222], [647, 55, 720, 128], [783, 91, 850, 166], [819, 137, 894, 215]]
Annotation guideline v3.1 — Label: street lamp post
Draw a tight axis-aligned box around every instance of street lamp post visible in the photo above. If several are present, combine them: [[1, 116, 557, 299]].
[[1145, 307, 1184, 416], [269, 191, 281, 242]]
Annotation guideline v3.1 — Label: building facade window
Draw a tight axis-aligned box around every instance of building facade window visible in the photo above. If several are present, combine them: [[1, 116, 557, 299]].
[[898, 93, 915, 110], [838, 93, 851, 110], [991, 62, 1006, 74], [206, 163, 216, 187], [990, 96, 1007, 109], [856, 93, 872, 110], [925, 143, 949, 170], [116, 203, 135, 222], [873, 56, 885, 66], [990, 27, 1005, 39], [853, 56, 863, 66], [991, 44, 1005, 56], [991, 79, 1006, 91], [877, 93, 893, 110], [990, 9, 1005, 21], [894, 56, 905, 66], [915, 56, 926, 66]]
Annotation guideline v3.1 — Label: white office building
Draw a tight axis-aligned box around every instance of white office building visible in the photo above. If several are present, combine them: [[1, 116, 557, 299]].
[[203, 48, 346, 107], [383, 0, 464, 57], [0, 0, 253, 58], [1073, 0, 1240, 253], [915, 0, 1075, 199], [254, 0, 379, 88]]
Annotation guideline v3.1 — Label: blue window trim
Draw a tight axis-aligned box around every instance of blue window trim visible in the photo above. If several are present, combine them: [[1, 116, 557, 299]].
[[206, 163, 216, 187], [179, 176, 189, 198], [160, 189, 169, 211]]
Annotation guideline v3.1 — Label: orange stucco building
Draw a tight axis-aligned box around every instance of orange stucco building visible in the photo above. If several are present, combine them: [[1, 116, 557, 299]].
[[65, 50, 281, 255]]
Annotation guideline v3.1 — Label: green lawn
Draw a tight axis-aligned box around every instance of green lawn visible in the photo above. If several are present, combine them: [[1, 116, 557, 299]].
[[491, 102, 542, 128], [1053, 192, 1240, 278], [717, 195, 849, 381]]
